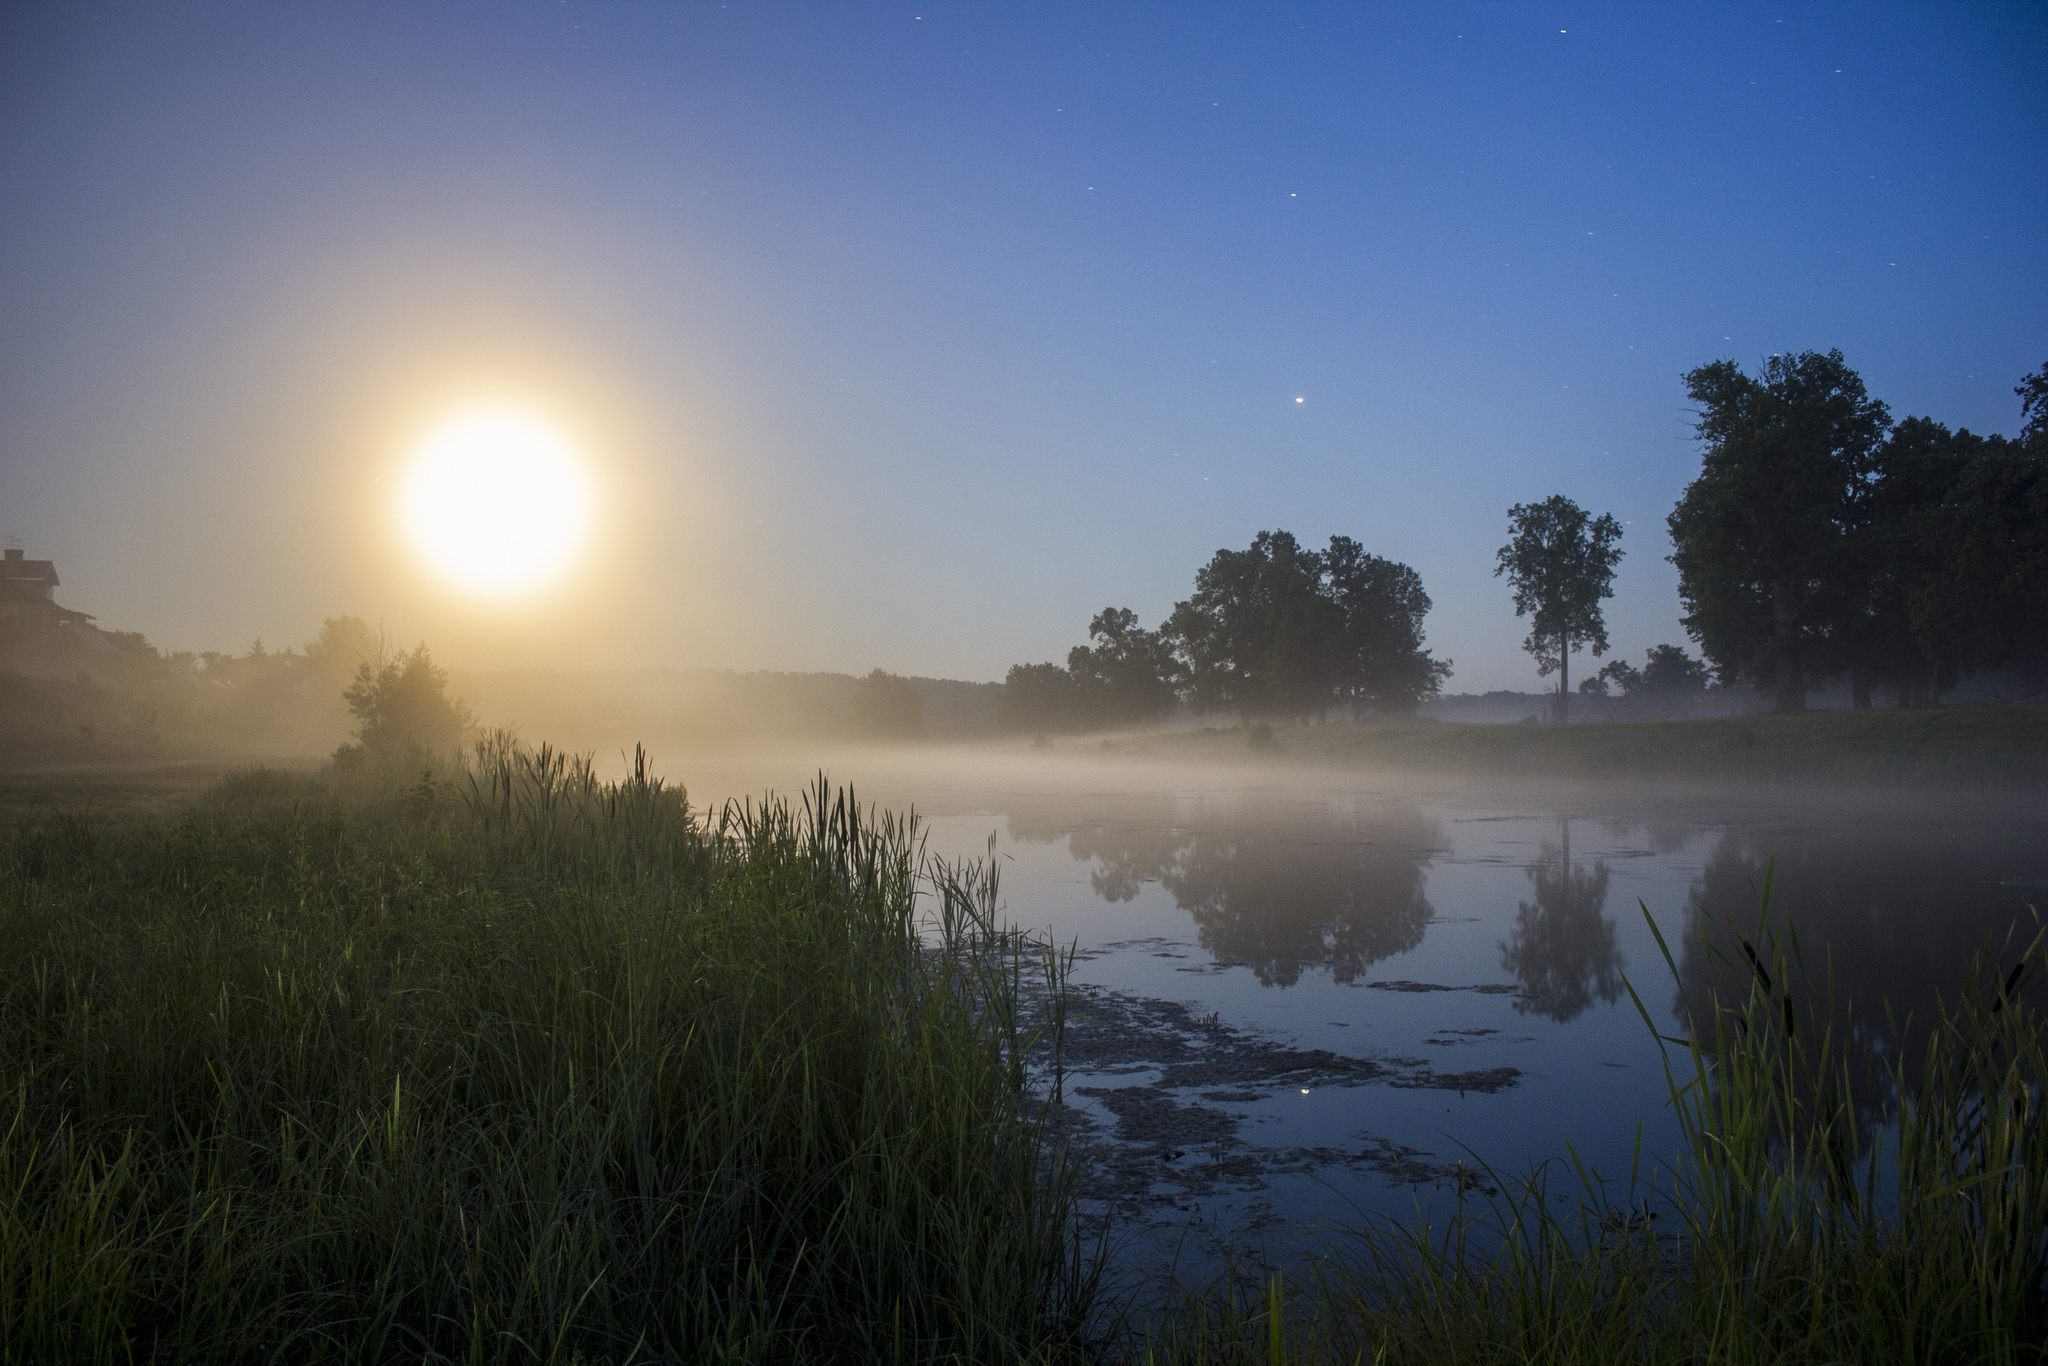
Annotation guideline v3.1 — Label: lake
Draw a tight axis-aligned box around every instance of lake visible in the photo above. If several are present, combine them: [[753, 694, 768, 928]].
[[673, 745, 2048, 1287]]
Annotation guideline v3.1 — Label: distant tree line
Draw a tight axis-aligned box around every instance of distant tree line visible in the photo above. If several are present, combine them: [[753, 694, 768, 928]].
[[1668, 355, 2048, 712], [1000, 531, 1449, 732], [1581, 642, 1711, 708]]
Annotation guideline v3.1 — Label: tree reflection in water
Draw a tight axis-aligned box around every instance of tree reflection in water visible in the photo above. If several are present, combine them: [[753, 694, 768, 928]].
[[1499, 818, 1623, 1022], [1012, 796, 1441, 987], [1673, 822, 2044, 1124]]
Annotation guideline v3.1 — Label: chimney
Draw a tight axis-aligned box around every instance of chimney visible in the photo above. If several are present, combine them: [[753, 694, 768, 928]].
[[3, 547, 20, 566]]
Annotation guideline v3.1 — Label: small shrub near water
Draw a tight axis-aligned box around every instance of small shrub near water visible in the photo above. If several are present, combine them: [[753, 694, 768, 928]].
[[0, 740, 1089, 1363]]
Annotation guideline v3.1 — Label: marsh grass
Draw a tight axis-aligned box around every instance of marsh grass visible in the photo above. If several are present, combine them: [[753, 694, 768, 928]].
[[1134, 881, 2048, 1364], [0, 739, 1090, 1363]]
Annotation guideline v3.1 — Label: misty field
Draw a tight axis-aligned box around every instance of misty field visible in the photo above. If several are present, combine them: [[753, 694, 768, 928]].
[[4, 752, 2048, 1364]]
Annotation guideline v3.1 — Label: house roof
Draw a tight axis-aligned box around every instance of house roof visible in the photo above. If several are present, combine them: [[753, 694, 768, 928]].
[[0, 577, 94, 622], [0, 556, 58, 586]]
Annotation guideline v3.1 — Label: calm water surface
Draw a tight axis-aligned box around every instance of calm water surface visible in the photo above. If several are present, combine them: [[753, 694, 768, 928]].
[[677, 747, 2047, 1282]]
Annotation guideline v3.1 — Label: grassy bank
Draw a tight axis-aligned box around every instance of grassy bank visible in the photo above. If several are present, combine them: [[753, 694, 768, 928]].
[[1110, 704, 2048, 788], [0, 745, 1087, 1363]]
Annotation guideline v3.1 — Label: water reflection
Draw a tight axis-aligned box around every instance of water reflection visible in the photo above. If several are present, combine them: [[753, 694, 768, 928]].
[[1011, 797, 1441, 987], [1499, 818, 1623, 1022], [1674, 821, 2045, 1119]]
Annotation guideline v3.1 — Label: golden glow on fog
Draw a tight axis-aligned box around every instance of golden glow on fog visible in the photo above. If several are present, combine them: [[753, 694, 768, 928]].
[[403, 408, 590, 596]]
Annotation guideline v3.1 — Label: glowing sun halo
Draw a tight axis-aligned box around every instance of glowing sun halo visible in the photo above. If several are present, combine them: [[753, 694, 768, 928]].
[[403, 409, 590, 596]]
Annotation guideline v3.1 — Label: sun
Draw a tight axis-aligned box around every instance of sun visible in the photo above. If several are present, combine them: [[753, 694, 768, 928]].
[[402, 408, 591, 597]]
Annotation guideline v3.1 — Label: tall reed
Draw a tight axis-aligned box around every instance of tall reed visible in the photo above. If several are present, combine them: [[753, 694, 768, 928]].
[[0, 741, 1089, 1363]]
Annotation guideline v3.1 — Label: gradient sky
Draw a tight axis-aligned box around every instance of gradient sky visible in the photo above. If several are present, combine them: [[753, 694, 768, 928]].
[[3, 3, 2044, 690]]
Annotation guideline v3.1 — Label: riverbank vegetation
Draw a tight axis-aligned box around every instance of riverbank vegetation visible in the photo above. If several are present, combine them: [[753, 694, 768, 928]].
[[0, 746, 1088, 1363]]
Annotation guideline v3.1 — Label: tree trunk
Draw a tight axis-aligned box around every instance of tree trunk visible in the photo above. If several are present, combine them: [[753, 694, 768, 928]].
[[1557, 632, 1570, 725], [1771, 581, 1806, 714], [1851, 664, 1872, 712]]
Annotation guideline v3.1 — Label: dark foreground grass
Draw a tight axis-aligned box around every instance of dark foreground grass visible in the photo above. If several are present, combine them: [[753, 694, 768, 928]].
[[0, 743, 1089, 1363], [6, 754, 2046, 1363], [1126, 704, 2048, 788]]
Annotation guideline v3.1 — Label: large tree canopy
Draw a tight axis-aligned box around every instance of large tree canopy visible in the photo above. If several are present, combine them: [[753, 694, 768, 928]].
[[1905, 375, 2048, 686], [1494, 495, 1623, 723], [1667, 350, 1891, 713], [1066, 607, 1183, 727], [1166, 531, 1448, 723], [1841, 416, 1980, 706], [1323, 536, 1451, 717], [1166, 530, 1345, 722]]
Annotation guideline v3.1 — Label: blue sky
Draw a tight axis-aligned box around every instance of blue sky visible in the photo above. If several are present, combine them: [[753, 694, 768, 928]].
[[2, 2, 2043, 688]]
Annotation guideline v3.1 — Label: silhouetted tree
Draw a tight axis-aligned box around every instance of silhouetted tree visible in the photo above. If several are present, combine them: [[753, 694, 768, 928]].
[[1579, 644, 1711, 717], [853, 668, 924, 739], [1828, 417, 1973, 707], [1065, 607, 1182, 726], [999, 661, 1086, 733], [1166, 531, 1447, 723], [1668, 351, 1890, 713], [1640, 643, 1709, 694], [1579, 659, 1637, 699], [1323, 536, 1453, 716], [1904, 367, 2048, 692], [1495, 496, 1624, 723], [304, 615, 381, 687], [342, 645, 473, 758], [1167, 530, 1345, 722], [998, 607, 1179, 733]]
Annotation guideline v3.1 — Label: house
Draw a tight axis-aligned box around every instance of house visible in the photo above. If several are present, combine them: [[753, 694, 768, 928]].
[[1, 544, 99, 634]]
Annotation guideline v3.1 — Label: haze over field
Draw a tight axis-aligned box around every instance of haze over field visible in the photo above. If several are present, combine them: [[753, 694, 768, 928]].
[[2, 4, 2043, 695]]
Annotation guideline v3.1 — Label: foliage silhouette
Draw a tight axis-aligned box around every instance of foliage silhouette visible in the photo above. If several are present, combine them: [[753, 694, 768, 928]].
[[1495, 495, 1624, 723], [341, 643, 473, 758], [1167, 531, 1448, 724], [1668, 350, 1890, 713]]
